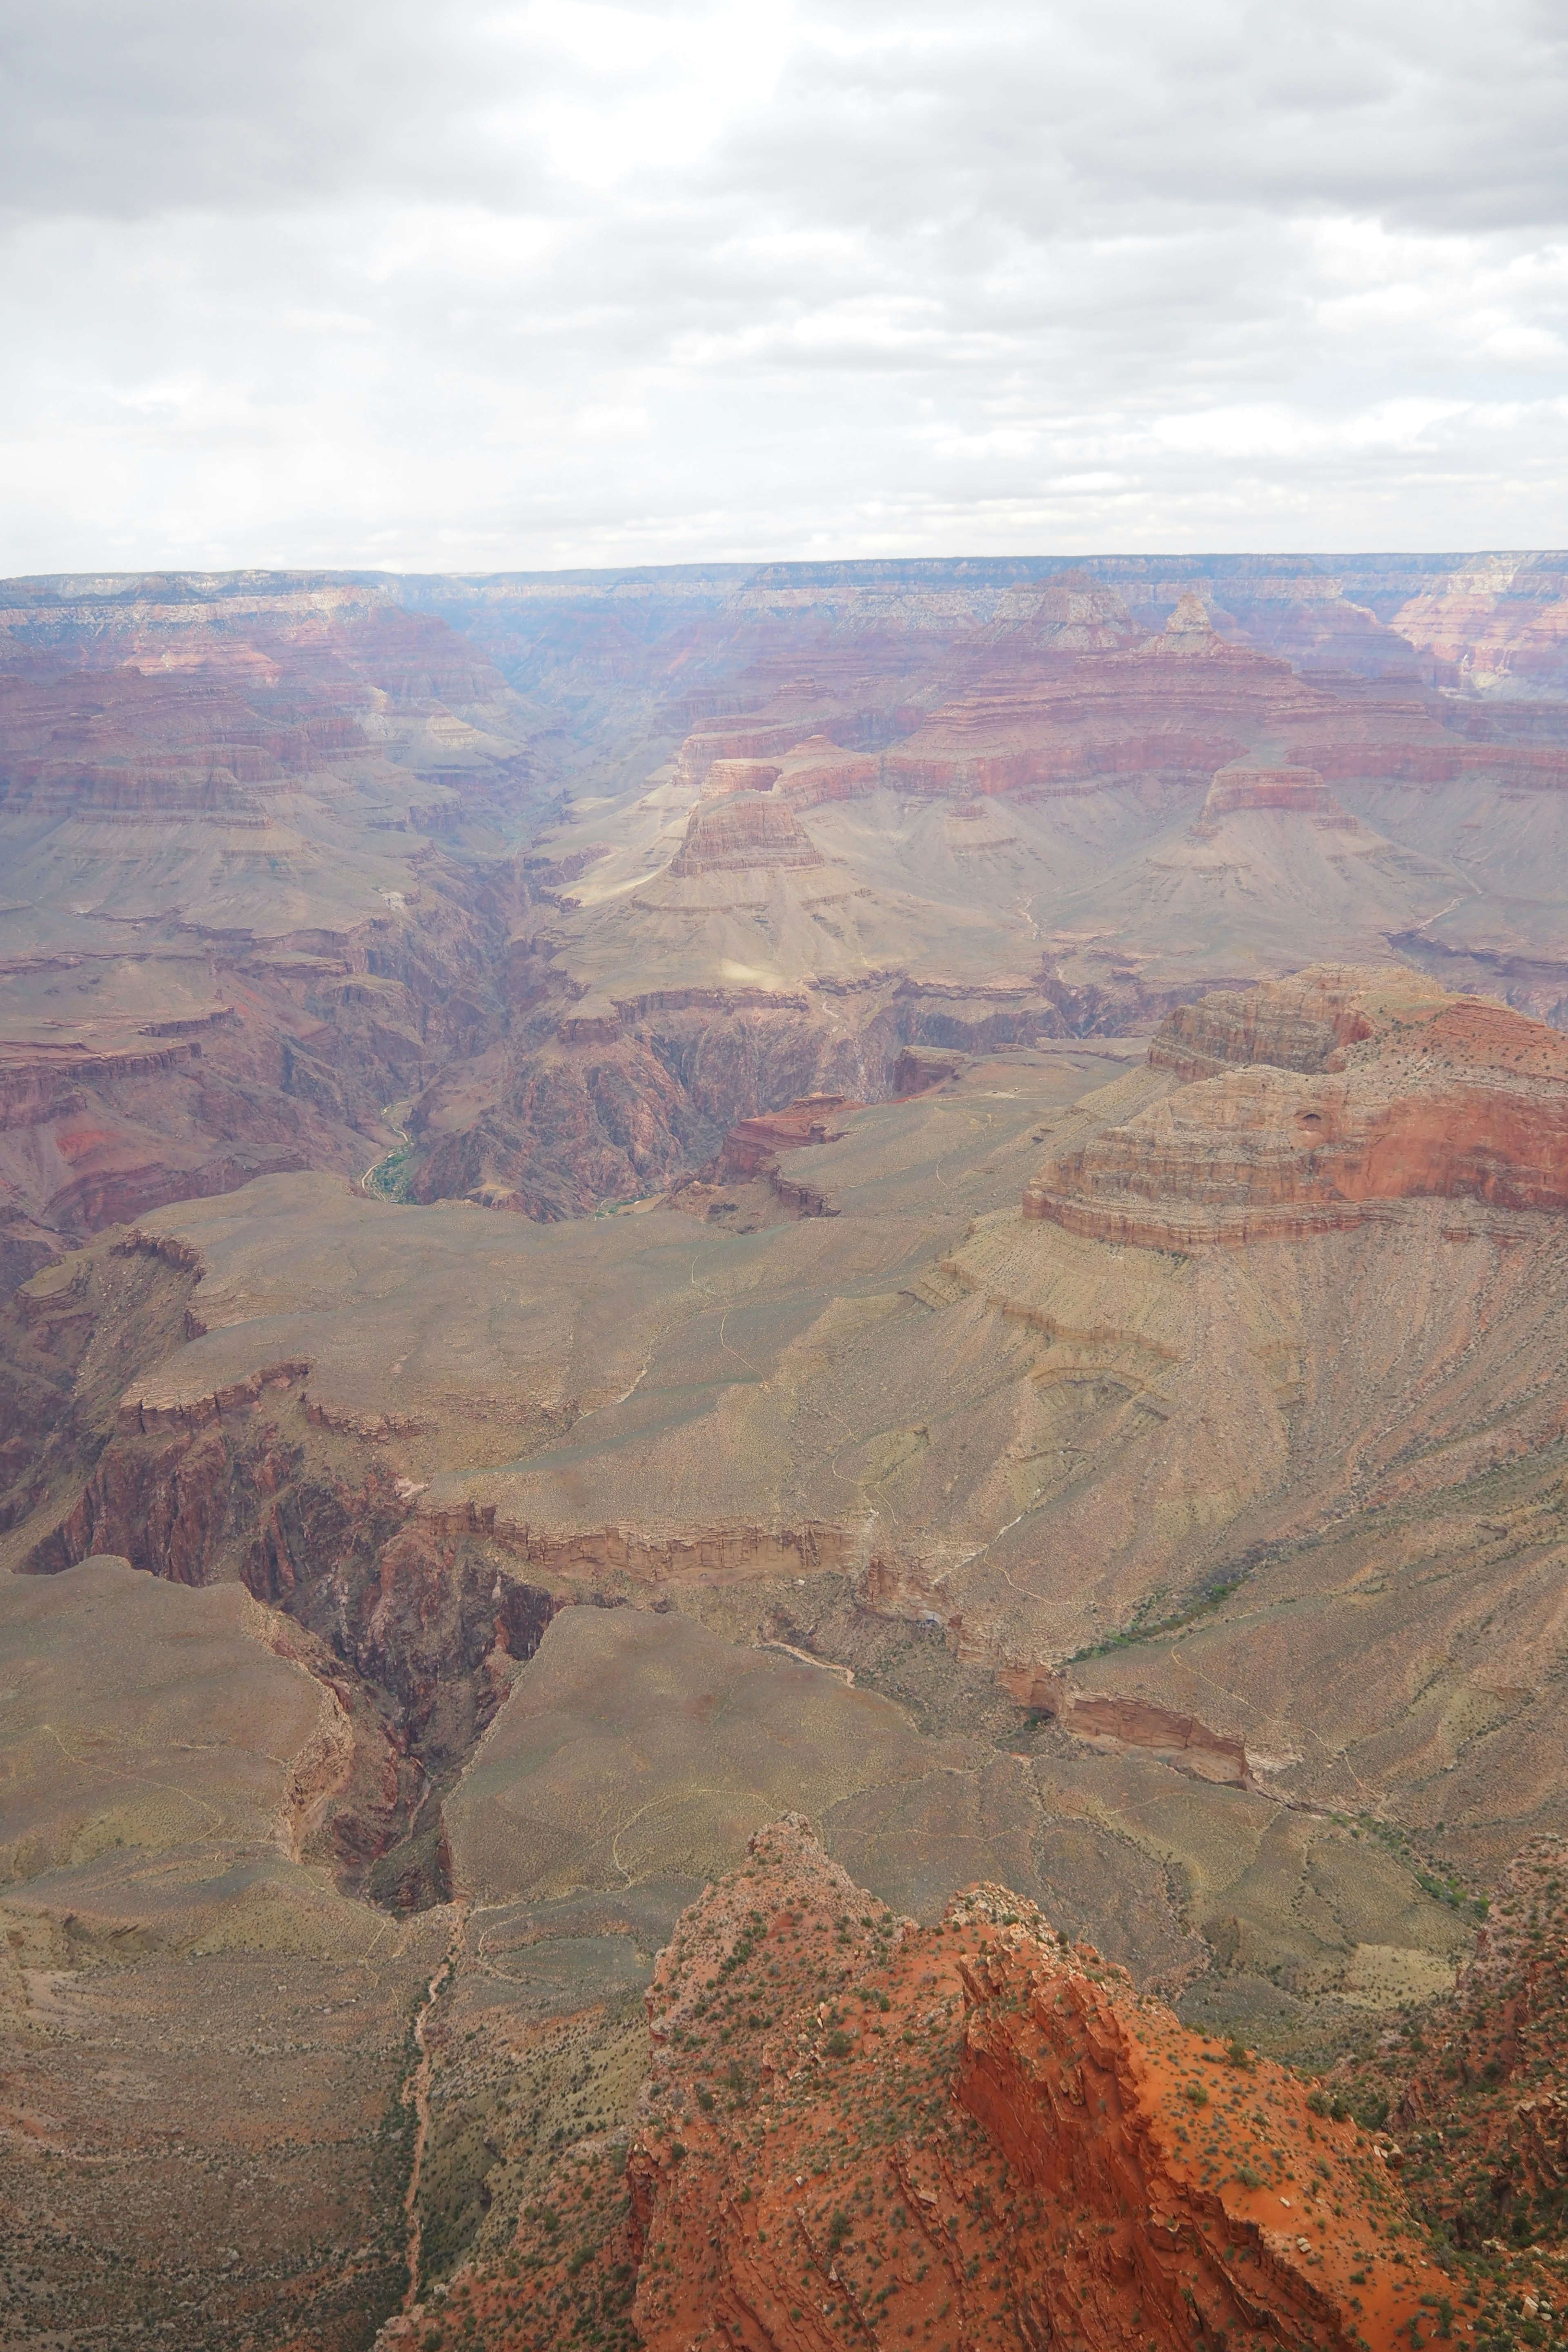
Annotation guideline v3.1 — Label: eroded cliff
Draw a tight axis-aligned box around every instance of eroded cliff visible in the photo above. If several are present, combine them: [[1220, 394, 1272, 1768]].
[[383, 1819, 1484, 2352], [1027, 965, 1568, 1245]]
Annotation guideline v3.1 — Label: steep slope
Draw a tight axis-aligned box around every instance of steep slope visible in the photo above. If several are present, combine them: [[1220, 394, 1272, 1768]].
[[0, 1557, 448, 2350], [1385, 555, 1568, 697], [383, 1818, 1482, 2352], [1332, 1837, 1568, 2254]]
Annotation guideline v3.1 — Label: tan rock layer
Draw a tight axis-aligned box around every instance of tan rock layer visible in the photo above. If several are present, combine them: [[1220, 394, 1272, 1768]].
[[422, 1500, 860, 1586]]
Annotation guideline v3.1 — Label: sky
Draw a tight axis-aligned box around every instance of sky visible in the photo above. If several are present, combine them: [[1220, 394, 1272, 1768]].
[[1, 0, 1566, 572]]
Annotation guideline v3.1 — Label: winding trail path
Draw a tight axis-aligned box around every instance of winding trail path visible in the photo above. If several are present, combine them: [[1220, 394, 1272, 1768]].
[[401, 1906, 466, 2310]]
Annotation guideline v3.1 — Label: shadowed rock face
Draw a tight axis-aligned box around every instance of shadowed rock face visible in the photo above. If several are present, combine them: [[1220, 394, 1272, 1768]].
[[1027, 965, 1568, 1245], [389, 1818, 1484, 2352]]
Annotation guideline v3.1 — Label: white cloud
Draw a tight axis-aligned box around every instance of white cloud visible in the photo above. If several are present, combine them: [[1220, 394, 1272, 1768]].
[[0, 0, 1565, 569]]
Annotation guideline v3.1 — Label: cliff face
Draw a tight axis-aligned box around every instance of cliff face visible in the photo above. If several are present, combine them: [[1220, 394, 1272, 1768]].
[[1027, 965, 1568, 1245], [1149, 966, 1381, 1078], [1388, 555, 1568, 697], [392, 1819, 1461, 2352], [1192, 763, 1359, 831], [0, 577, 543, 1290]]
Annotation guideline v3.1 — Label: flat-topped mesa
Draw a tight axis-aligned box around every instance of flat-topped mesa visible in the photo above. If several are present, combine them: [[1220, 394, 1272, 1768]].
[[669, 788, 826, 876], [1025, 965, 1568, 1246], [699, 756, 784, 798], [1192, 763, 1361, 837]]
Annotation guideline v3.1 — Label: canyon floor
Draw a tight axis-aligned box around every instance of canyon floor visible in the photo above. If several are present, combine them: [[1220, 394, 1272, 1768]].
[[5, 557, 1568, 2348]]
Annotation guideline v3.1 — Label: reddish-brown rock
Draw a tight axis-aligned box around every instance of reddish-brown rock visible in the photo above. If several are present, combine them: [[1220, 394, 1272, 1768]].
[[716, 1094, 855, 1179], [1027, 966, 1568, 1245], [411, 1818, 1465, 2352], [1192, 763, 1359, 832], [671, 789, 826, 875]]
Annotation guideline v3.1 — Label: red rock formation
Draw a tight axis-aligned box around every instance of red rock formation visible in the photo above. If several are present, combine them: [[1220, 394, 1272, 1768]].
[[716, 1094, 855, 1180], [670, 790, 826, 875], [1192, 763, 1361, 833], [415, 1818, 1458, 2352], [1027, 967, 1568, 1246], [994, 1668, 1253, 1785], [1388, 555, 1568, 697], [1149, 966, 1379, 1079]]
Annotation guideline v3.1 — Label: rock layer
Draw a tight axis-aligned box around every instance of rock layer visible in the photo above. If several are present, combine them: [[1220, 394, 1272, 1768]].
[[1027, 964, 1568, 1245], [670, 789, 826, 875]]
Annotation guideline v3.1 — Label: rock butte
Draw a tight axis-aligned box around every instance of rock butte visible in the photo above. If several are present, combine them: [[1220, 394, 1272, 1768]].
[[1026, 964, 1568, 1245]]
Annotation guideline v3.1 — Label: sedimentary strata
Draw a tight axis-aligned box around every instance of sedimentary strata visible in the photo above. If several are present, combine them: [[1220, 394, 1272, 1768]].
[[1027, 964, 1568, 1245]]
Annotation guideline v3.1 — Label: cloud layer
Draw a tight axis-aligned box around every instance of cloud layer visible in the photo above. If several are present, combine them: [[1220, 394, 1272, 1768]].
[[2, 0, 1566, 570]]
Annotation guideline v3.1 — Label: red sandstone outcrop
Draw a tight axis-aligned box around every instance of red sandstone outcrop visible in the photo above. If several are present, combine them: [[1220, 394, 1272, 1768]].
[[715, 1094, 854, 1181], [1026, 966, 1568, 1246], [1191, 763, 1361, 834], [995, 1668, 1254, 1784], [1148, 965, 1380, 1079], [431, 1818, 1451, 2351]]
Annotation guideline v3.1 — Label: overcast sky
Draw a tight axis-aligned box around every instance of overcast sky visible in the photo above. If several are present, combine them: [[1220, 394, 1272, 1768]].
[[1, 0, 1565, 572]]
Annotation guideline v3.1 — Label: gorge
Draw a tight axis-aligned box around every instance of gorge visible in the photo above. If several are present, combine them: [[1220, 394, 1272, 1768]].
[[5, 553, 1568, 2350]]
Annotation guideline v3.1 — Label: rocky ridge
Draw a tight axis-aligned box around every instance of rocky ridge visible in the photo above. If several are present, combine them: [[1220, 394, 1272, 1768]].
[[383, 1818, 1490, 2352]]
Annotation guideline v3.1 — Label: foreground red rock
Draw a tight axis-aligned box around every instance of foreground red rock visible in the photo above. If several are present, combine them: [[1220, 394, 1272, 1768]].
[[394, 1820, 1461, 2352]]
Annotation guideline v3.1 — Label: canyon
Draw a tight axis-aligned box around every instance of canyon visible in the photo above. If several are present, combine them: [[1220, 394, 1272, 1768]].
[[5, 553, 1568, 2348]]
